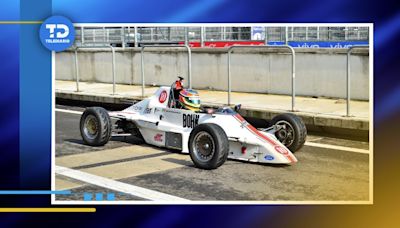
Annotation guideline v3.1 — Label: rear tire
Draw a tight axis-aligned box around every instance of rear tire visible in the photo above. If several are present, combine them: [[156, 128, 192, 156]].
[[271, 113, 307, 152], [80, 107, 112, 146], [189, 123, 229, 170]]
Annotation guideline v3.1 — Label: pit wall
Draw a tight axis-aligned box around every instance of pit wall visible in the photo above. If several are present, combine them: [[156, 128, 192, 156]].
[[55, 47, 369, 100]]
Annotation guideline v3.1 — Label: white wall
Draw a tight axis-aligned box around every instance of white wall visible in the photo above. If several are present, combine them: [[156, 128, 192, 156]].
[[55, 47, 369, 100]]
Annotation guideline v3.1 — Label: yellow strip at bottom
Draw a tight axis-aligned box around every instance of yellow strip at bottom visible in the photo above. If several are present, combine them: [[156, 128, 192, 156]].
[[0, 208, 96, 212]]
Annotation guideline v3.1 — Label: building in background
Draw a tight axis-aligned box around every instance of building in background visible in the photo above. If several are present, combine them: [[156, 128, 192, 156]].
[[74, 26, 369, 48]]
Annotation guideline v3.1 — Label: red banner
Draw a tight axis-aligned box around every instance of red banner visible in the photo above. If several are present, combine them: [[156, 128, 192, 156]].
[[178, 41, 265, 48]]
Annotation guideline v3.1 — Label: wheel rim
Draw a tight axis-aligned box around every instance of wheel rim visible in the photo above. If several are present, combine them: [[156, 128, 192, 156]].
[[274, 120, 295, 147], [83, 115, 99, 140], [192, 131, 215, 162]]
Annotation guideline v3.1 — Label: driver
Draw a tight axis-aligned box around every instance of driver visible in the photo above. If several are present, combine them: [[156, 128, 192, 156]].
[[172, 76, 184, 99], [178, 89, 201, 112]]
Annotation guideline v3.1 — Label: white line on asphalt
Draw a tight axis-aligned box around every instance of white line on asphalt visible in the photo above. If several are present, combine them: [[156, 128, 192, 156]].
[[305, 142, 369, 154], [56, 108, 83, 115], [55, 108, 369, 154], [55, 165, 189, 202]]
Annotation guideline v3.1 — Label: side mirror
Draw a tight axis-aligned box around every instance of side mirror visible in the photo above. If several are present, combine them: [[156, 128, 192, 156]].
[[234, 104, 242, 112]]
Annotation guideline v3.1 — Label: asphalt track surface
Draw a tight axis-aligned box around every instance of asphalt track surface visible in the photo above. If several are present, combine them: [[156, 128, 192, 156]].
[[54, 105, 370, 203]]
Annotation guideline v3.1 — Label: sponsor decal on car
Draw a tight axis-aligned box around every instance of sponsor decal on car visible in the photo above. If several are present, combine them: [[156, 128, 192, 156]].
[[183, 114, 199, 128], [274, 145, 289, 155], [162, 108, 182, 114], [154, 133, 163, 142], [132, 106, 143, 111], [264, 155, 274, 161], [159, 90, 168, 103]]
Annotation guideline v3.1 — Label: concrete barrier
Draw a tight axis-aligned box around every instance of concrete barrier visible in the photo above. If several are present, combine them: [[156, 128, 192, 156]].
[[55, 47, 369, 100]]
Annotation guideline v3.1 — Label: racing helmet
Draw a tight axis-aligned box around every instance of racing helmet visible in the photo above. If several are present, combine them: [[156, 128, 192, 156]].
[[179, 89, 201, 111]]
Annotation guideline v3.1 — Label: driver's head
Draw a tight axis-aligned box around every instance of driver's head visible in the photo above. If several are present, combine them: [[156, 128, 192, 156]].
[[179, 89, 200, 111]]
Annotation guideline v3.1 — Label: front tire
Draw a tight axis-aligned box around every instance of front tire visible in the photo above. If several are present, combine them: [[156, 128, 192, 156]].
[[189, 123, 229, 170], [80, 107, 112, 146], [271, 113, 307, 152]]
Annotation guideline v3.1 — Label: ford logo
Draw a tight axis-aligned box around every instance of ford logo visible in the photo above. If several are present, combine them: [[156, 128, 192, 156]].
[[265, 155, 274, 161]]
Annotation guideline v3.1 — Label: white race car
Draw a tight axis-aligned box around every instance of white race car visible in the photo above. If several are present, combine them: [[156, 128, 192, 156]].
[[79, 84, 307, 169]]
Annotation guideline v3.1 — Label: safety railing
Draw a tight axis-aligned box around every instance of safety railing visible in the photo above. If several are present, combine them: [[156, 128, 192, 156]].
[[70, 44, 367, 117], [346, 45, 369, 116], [140, 44, 192, 97], [76, 26, 369, 47], [227, 45, 296, 111], [74, 45, 116, 94]]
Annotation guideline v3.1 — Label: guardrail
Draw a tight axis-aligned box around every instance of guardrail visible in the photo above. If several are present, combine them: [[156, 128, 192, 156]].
[[227, 45, 296, 111], [140, 44, 192, 97], [70, 45, 367, 117], [346, 45, 369, 116], [74, 45, 116, 94]]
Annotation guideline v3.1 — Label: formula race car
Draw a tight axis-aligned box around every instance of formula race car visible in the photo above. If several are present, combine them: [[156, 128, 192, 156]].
[[79, 80, 307, 169]]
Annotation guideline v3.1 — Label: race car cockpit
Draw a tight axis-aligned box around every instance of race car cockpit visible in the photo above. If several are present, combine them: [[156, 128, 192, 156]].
[[169, 77, 201, 112]]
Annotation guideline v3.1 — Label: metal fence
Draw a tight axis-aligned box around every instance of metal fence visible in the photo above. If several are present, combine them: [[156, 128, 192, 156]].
[[74, 26, 369, 47], [71, 43, 369, 116]]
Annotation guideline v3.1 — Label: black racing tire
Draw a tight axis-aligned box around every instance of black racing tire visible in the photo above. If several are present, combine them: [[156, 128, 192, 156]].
[[271, 113, 307, 152], [80, 107, 112, 146], [188, 123, 229, 170]]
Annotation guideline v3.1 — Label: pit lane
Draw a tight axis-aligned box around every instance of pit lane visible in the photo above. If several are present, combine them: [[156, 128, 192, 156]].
[[54, 105, 370, 202]]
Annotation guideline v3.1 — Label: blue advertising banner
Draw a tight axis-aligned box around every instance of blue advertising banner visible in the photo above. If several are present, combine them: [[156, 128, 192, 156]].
[[268, 41, 369, 48]]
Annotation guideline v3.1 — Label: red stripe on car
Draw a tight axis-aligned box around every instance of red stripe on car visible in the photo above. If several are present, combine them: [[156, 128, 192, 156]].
[[233, 114, 296, 163]]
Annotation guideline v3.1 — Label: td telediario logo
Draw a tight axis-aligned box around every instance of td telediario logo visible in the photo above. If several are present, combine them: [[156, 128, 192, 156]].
[[39, 15, 75, 52]]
